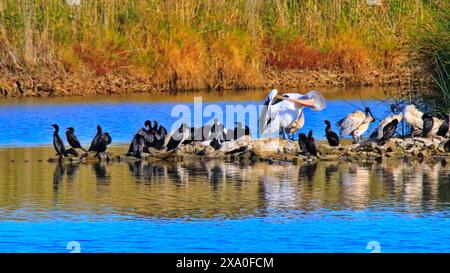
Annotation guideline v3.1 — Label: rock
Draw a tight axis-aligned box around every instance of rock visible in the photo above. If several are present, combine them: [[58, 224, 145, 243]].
[[179, 144, 195, 154], [320, 154, 339, 161], [317, 144, 338, 156], [357, 139, 377, 151]]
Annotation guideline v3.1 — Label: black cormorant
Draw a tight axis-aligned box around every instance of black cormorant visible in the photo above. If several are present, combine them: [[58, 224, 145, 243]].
[[95, 132, 112, 157], [167, 123, 190, 150], [379, 119, 398, 145], [421, 114, 434, 137], [324, 120, 339, 146], [306, 130, 318, 156], [66, 127, 87, 152], [128, 133, 146, 158], [51, 124, 66, 157], [88, 125, 103, 152], [437, 114, 449, 137], [210, 138, 222, 150], [298, 133, 308, 154], [233, 122, 251, 140]]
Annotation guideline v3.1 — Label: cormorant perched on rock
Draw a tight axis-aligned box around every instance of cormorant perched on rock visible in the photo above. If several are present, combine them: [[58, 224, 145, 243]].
[[379, 119, 398, 145], [88, 125, 103, 152], [298, 133, 308, 154], [152, 121, 159, 132], [437, 114, 449, 137], [233, 122, 251, 140], [51, 124, 66, 157], [128, 123, 149, 159], [166, 123, 191, 151], [210, 138, 223, 150], [66, 127, 87, 152], [306, 130, 318, 156], [421, 113, 434, 137], [370, 105, 403, 140], [95, 132, 112, 157], [155, 124, 168, 149], [324, 120, 339, 146]]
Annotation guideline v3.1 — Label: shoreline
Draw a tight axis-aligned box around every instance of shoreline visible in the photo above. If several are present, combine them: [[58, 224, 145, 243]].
[[37, 137, 450, 166], [0, 66, 431, 99]]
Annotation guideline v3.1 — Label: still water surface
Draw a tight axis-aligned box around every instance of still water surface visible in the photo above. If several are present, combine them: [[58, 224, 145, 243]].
[[0, 88, 449, 252]]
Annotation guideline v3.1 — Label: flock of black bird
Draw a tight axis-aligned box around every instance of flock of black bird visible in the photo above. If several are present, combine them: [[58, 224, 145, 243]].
[[50, 119, 252, 159], [51, 124, 111, 158]]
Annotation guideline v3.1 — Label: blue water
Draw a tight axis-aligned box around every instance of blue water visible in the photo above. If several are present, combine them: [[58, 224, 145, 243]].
[[1, 211, 449, 253], [0, 96, 390, 147], [0, 92, 449, 253]]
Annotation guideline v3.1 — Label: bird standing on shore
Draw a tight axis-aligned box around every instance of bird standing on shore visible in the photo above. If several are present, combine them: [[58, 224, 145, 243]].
[[337, 107, 375, 143], [298, 133, 308, 154], [437, 114, 449, 137], [324, 120, 339, 146], [51, 124, 66, 157], [233, 122, 251, 140], [95, 132, 112, 157], [89, 125, 103, 152], [379, 119, 399, 145], [66, 127, 87, 152], [306, 130, 318, 156], [128, 121, 152, 158], [370, 105, 403, 140], [403, 104, 424, 136], [421, 113, 434, 137], [260, 89, 326, 139], [166, 123, 191, 151]]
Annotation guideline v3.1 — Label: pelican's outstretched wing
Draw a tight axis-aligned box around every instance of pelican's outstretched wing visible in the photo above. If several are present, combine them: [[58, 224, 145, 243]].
[[298, 90, 326, 111], [336, 111, 365, 137], [259, 89, 278, 134], [283, 90, 326, 111]]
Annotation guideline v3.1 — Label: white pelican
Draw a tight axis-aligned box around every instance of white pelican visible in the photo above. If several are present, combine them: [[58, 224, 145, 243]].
[[336, 107, 375, 143], [259, 89, 326, 139]]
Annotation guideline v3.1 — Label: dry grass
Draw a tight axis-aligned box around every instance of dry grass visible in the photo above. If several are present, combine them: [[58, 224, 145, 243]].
[[0, 0, 437, 91]]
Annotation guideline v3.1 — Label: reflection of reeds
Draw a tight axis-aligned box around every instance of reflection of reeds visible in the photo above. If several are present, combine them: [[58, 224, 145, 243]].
[[0, 0, 433, 90]]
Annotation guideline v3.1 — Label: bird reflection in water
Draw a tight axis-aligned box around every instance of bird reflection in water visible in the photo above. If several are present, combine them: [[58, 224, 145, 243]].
[[93, 163, 111, 193], [324, 164, 339, 183], [65, 163, 80, 182], [52, 161, 65, 192], [298, 162, 318, 183], [127, 161, 167, 184], [45, 157, 450, 217]]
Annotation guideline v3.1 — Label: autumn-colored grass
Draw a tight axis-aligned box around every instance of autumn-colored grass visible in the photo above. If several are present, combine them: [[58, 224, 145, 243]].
[[0, 0, 441, 91]]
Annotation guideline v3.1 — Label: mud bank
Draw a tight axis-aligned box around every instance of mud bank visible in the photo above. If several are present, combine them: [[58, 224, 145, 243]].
[[49, 136, 450, 166], [0, 66, 430, 98]]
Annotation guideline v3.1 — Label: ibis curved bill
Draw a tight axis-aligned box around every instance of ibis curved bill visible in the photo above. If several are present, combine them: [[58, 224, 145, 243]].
[[337, 107, 375, 143]]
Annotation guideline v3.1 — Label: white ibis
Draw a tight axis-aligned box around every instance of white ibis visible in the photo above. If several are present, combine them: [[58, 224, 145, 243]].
[[259, 89, 326, 139], [336, 107, 375, 143], [403, 104, 444, 137]]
